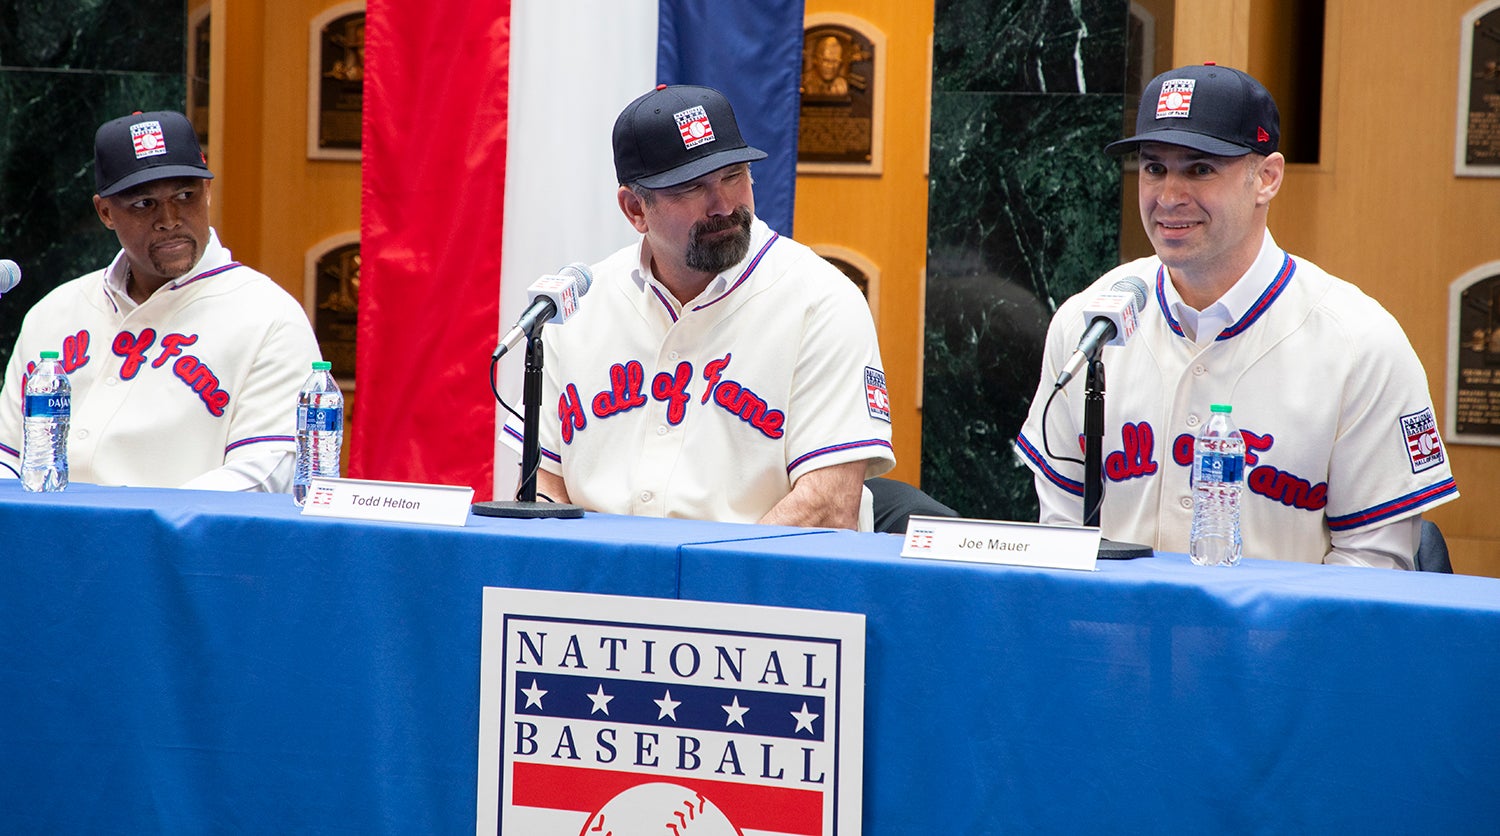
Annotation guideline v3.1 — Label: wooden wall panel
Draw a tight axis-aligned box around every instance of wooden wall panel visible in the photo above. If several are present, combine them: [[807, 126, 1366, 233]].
[[212, 0, 363, 306], [795, 0, 934, 486]]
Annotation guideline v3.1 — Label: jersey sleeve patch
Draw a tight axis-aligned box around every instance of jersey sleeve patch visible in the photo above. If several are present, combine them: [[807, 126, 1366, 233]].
[[864, 367, 890, 423], [1400, 407, 1445, 473]]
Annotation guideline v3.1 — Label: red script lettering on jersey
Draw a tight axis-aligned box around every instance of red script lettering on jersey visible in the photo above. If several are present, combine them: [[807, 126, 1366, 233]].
[[592, 361, 647, 417], [1105, 422, 1158, 481], [651, 362, 693, 425], [62, 330, 90, 373], [702, 352, 784, 439], [559, 354, 790, 444], [111, 329, 233, 416], [558, 383, 587, 444]]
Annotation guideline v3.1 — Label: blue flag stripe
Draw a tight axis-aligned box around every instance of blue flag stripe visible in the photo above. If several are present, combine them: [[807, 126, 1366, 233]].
[[656, 0, 805, 236]]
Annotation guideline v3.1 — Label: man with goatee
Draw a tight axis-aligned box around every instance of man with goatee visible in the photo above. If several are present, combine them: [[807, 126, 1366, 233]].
[[502, 85, 893, 529]]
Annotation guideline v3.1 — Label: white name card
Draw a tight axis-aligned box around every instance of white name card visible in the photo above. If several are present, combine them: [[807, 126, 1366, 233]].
[[901, 515, 1101, 571], [301, 476, 474, 527]]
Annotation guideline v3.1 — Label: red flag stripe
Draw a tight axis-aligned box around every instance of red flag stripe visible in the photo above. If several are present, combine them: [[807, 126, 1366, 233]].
[[354, 0, 511, 498]]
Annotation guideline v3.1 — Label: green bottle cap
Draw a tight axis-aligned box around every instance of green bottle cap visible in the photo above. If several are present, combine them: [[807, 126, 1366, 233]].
[[1210, 404, 1232, 413], [40, 351, 60, 360], [312, 361, 332, 371]]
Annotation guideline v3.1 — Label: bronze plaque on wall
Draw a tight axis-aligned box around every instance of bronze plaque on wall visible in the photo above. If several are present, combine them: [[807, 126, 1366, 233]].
[[1451, 270, 1500, 443], [313, 243, 361, 382], [798, 21, 882, 173], [1457, 4, 1500, 175], [189, 10, 211, 147], [312, 10, 365, 158]]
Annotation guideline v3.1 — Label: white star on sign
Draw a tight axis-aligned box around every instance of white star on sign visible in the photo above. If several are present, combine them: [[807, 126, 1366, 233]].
[[655, 689, 682, 721], [791, 702, 819, 734], [587, 684, 614, 716], [521, 679, 548, 709], [722, 695, 749, 728]]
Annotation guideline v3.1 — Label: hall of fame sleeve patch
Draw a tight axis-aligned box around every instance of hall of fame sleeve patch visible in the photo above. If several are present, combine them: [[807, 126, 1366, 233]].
[[1399, 407, 1445, 473], [477, 587, 866, 836], [864, 367, 890, 423]]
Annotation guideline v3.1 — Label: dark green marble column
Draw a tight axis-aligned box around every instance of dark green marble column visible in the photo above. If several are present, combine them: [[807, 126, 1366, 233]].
[[922, 0, 1128, 520], [0, 0, 187, 371]]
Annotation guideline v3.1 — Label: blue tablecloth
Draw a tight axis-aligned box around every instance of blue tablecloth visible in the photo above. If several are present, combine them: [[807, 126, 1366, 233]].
[[1, 482, 1497, 833], [682, 530, 1500, 833]]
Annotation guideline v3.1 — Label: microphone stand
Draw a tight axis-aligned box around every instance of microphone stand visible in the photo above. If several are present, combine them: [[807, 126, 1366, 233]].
[[472, 331, 584, 519], [1082, 354, 1153, 559], [1083, 357, 1106, 527]]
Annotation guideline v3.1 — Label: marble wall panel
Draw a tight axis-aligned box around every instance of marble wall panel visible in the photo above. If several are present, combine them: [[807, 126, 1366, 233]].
[[922, 0, 1128, 521], [933, 0, 1126, 95], [0, 0, 186, 371]]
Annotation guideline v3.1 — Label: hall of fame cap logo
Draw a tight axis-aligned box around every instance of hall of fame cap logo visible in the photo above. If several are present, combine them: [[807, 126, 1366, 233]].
[[1156, 78, 1195, 119], [675, 106, 716, 150], [131, 120, 168, 158], [476, 587, 866, 836]]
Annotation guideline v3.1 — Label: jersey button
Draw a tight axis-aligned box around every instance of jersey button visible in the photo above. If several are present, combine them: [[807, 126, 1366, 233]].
[[1179, 496, 1192, 509], [75, 429, 89, 440], [1186, 414, 1200, 428], [656, 426, 667, 436], [640, 490, 653, 503], [1192, 364, 1207, 376]]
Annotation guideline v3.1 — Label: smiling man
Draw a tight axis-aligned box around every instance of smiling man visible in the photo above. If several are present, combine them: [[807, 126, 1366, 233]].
[[502, 85, 894, 529], [1017, 64, 1457, 569], [0, 110, 320, 491]]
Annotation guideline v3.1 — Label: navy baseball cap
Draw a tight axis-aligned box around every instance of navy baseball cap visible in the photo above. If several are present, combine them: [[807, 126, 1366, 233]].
[[94, 110, 214, 197], [613, 84, 767, 189], [1105, 63, 1280, 158]]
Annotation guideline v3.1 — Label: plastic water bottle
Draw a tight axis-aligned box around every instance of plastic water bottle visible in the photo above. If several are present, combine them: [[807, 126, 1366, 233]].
[[1190, 403, 1244, 566], [22, 350, 70, 492], [293, 361, 343, 506]]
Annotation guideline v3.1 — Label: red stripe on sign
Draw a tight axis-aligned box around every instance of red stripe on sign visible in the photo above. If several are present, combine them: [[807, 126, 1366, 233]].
[[512, 761, 824, 835]]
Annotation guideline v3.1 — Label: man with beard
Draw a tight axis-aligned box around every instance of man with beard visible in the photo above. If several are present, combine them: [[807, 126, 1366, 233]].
[[0, 110, 321, 491], [502, 85, 894, 528]]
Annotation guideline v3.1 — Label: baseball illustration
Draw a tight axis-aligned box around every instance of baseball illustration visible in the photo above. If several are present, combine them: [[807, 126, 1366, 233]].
[[579, 782, 743, 836]]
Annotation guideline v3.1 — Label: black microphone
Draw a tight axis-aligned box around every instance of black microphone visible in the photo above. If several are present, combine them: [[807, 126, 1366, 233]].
[[0, 259, 20, 298], [493, 263, 594, 360], [1054, 275, 1148, 389]]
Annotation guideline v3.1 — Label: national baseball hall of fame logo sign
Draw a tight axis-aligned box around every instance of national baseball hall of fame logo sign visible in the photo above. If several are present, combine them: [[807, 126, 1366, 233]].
[[476, 588, 866, 835]]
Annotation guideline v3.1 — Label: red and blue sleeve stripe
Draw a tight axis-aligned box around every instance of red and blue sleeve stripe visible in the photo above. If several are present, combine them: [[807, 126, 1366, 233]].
[[786, 438, 893, 474], [1015, 432, 1084, 497], [1326, 477, 1459, 531]]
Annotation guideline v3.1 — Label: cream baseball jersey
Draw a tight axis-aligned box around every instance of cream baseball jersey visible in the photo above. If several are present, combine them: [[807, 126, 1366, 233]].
[[1018, 234, 1458, 562], [502, 217, 895, 523], [0, 230, 321, 491]]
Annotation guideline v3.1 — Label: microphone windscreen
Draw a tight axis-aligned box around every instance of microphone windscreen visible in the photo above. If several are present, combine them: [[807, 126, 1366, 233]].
[[0, 259, 20, 294], [558, 263, 594, 296], [1080, 275, 1147, 349], [1111, 275, 1148, 311]]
